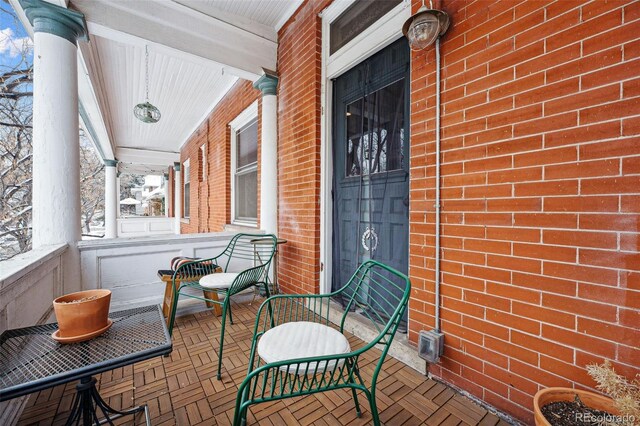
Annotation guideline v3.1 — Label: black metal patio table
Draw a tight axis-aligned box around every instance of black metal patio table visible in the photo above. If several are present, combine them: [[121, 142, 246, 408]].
[[0, 304, 172, 425]]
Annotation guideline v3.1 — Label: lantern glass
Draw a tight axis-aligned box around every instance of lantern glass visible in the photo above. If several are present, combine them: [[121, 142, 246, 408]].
[[407, 12, 440, 51], [134, 102, 161, 124]]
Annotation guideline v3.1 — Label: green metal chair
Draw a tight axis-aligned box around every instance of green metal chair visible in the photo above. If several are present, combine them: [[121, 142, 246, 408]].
[[233, 260, 411, 426], [167, 233, 277, 380]]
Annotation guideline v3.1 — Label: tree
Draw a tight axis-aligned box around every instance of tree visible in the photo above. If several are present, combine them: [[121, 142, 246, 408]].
[[79, 133, 104, 235], [1, 1, 106, 258], [0, 0, 33, 260], [120, 174, 145, 199]]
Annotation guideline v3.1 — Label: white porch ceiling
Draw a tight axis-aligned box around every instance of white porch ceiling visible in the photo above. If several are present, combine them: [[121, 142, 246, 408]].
[[90, 34, 237, 154], [12, 0, 302, 171], [174, 0, 304, 32]]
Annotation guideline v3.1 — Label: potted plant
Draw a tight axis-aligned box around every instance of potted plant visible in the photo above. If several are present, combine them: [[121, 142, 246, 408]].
[[534, 361, 639, 426], [52, 289, 112, 343]]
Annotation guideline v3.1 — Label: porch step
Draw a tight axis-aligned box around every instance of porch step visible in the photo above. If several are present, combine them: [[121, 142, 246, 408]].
[[325, 300, 427, 375]]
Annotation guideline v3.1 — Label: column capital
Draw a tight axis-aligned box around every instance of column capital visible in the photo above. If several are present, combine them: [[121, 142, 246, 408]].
[[173, 162, 181, 171], [253, 69, 278, 97], [19, 0, 88, 45], [104, 159, 118, 167]]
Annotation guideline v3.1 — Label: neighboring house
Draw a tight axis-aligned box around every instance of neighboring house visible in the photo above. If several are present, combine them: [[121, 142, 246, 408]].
[[127, 175, 165, 216]]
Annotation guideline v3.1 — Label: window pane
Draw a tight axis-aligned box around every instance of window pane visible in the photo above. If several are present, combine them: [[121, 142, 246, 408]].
[[235, 169, 257, 221], [330, 0, 401, 55], [237, 119, 258, 168], [184, 182, 190, 217]]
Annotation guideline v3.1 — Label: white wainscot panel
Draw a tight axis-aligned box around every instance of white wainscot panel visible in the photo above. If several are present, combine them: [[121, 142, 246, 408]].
[[0, 244, 66, 332], [149, 220, 173, 232], [98, 248, 181, 306], [79, 232, 245, 310], [117, 217, 175, 238]]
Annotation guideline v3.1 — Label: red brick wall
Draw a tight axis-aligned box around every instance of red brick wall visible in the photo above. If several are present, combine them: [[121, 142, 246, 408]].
[[180, 80, 261, 233], [181, 0, 639, 422], [276, 0, 332, 294], [180, 123, 207, 234], [409, 0, 640, 422]]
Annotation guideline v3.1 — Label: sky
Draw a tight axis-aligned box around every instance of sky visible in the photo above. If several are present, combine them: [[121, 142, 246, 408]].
[[0, 2, 33, 72]]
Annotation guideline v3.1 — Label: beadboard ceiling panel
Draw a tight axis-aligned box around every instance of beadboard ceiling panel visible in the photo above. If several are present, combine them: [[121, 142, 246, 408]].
[[66, 0, 303, 167], [93, 35, 237, 153], [175, 0, 304, 33]]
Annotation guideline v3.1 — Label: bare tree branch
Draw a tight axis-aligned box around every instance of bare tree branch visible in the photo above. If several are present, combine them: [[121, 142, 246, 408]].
[[0, 120, 31, 128]]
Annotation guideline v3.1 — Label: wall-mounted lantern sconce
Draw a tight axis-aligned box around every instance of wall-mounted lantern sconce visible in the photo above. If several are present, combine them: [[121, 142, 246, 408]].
[[402, 0, 450, 50]]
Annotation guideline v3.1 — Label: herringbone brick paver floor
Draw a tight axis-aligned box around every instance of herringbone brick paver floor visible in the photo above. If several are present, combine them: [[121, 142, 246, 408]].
[[17, 299, 508, 425]]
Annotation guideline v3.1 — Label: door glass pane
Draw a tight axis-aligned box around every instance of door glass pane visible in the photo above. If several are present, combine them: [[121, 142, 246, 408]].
[[235, 169, 257, 221], [237, 119, 258, 169], [346, 99, 364, 177], [345, 78, 405, 177]]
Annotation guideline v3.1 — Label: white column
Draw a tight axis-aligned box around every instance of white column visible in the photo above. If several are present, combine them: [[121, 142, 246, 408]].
[[173, 163, 181, 234], [116, 174, 121, 218], [254, 71, 279, 236], [26, 1, 88, 293], [104, 160, 118, 238], [163, 173, 170, 217]]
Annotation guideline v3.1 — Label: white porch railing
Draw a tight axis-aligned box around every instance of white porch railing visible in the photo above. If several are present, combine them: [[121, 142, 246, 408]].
[[0, 244, 67, 333], [0, 232, 257, 330], [116, 216, 175, 237], [78, 231, 248, 310]]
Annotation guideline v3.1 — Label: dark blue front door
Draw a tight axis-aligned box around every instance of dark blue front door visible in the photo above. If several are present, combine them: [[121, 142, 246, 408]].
[[331, 38, 410, 328]]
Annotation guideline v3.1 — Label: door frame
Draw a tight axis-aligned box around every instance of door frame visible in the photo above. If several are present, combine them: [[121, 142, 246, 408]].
[[319, 0, 411, 294]]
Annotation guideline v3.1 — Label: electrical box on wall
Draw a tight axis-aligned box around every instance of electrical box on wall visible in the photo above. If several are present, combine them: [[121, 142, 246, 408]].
[[418, 329, 444, 363]]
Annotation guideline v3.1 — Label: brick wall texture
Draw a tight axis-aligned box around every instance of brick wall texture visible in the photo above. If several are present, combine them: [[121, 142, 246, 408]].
[[408, 0, 640, 422], [178, 80, 261, 233], [276, 0, 332, 295], [180, 0, 640, 423]]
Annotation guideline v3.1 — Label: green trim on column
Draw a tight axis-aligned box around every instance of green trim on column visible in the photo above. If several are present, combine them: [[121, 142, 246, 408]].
[[104, 159, 118, 167], [19, 0, 88, 45], [173, 162, 181, 171], [253, 72, 278, 96]]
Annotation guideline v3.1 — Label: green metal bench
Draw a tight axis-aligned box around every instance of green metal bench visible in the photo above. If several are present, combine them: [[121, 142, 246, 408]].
[[167, 233, 277, 380], [233, 260, 411, 426]]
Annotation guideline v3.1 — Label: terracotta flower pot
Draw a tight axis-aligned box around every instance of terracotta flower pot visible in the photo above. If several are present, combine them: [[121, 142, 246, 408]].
[[534, 387, 619, 426], [53, 289, 112, 339]]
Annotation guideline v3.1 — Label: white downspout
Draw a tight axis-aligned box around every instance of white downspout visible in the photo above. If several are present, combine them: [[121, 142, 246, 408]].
[[434, 37, 442, 333]]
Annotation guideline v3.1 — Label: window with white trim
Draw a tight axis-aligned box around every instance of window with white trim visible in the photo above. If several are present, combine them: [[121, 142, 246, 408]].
[[230, 102, 258, 225], [183, 159, 190, 218]]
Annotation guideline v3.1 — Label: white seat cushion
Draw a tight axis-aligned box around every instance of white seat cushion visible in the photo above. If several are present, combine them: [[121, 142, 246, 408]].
[[257, 321, 351, 375], [199, 273, 238, 289]]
